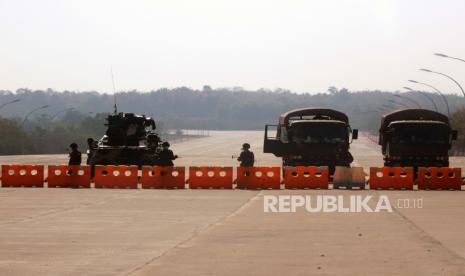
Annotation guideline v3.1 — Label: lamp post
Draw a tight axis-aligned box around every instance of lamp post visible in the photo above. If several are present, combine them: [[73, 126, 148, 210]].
[[379, 107, 392, 113], [393, 94, 421, 108], [420, 68, 465, 99], [386, 100, 409, 109], [0, 99, 20, 111], [50, 107, 75, 121], [403, 86, 438, 112], [408, 80, 450, 117], [21, 105, 50, 154], [435, 53, 465, 64], [47, 107, 75, 132]]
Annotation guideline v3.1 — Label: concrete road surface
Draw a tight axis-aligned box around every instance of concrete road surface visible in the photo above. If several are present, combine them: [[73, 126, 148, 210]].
[[0, 131, 464, 275]]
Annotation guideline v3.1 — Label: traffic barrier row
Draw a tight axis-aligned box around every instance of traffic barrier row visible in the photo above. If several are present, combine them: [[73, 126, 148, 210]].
[[283, 166, 328, 189], [369, 167, 462, 190], [189, 167, 233, 189], [0, 165, 463, 190], [237, 167, 281, 189], [2, 165, 44, 188], [370, 167, 414, 190], [142, 167, 185, 189], [417, 167, 461, 190], [48, 165, 91, 188]]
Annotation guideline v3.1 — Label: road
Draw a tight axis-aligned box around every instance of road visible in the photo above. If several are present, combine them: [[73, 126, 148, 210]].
[[0, 131, 464, 275]]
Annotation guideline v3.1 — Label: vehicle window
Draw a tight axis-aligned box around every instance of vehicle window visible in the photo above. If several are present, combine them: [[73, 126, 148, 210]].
[[290, 124, 347, 144], [391, 125, 448, 145]]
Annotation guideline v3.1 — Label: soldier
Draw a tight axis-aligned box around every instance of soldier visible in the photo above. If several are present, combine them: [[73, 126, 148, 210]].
[[68, 143, 82, 165], [238, 143, 254, 167], [158, 142, 178, 166]]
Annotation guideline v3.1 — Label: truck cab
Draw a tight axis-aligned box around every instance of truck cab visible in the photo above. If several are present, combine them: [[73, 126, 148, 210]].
[[264, 108, 358, 172], [379, 109, 457, 168]]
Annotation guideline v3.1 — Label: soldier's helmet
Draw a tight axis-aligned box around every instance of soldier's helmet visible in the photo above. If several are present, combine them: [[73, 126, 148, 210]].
[[70, 143, 78, 149], [162, 142, 170, 147], [242, 143, 250, 150]]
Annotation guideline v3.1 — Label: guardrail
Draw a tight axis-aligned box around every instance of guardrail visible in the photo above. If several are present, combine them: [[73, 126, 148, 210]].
[[0, 165, 463, 190]]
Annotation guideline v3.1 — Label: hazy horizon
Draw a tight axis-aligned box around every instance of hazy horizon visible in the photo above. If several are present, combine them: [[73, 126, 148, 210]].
[[1, 0, 464, 95]]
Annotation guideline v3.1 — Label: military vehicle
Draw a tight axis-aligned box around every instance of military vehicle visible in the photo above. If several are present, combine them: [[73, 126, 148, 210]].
[[264, 108, 358, 174], [86, 112, 163, 167], [379, 109, 457, 168]]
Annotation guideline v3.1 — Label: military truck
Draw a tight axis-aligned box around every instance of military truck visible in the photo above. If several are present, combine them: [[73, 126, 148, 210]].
[[379, 109, 457, 168], [264, 108, 358, 174], [86, 112, 163, 167]]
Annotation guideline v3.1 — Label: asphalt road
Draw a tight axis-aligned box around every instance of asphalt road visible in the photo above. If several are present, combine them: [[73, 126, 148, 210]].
[[0, 131, 464, 276]]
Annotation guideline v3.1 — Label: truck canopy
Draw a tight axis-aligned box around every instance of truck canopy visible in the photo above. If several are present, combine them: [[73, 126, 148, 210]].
[[379, 109, 449, 134], [279, 108, 349, 126]]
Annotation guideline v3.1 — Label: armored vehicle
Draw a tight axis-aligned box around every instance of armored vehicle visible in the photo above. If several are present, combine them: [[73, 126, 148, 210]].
[[264, 108, 358, 173], [379, 109, 457, 168], [86, 112, 162, 166]]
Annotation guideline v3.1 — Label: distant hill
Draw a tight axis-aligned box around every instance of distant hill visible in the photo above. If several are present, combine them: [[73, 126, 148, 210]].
[[0, 87, 463, 132]]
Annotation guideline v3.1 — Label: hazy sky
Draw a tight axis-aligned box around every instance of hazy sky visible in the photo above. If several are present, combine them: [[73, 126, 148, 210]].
[[1, 0, 464, 94]]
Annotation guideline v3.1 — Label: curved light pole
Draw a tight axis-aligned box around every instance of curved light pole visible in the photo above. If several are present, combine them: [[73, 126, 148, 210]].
[[408, 80, 450, 117], [393, 94, 421, 108], [435, 53, 465, 63], [50, 107, 74, 121], [0, 99, 20, 111], [403, 86, 438, 112], [386, 100, 409, 109], [21, 105, 50, 154], [379, 106, 394, 114], [420, 68, 465, 98], [47, 107, 75, 132]]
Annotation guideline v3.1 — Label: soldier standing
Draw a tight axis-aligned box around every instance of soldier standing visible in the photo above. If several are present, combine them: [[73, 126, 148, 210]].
[[158, 142, 178, 166], [68, 143, 82, 165], [238, 143, 254, 167]]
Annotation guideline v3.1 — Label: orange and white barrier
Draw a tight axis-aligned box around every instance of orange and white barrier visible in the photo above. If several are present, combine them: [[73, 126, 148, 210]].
[[236, 167, 280, 189], [369, 167, 414, 190], [94, 165, 138, 189], [1, 165, 44, 188], [283, 166, 329, 189], [188, 167, 233, 189], [417, 167, 461, 190], [0, 164, 463, 191], [47, 165, 91, 188], [141, 166, 185, 189]]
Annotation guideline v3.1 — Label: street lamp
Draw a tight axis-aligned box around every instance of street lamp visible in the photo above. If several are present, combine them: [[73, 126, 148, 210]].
[[21, 105, 50, 154], [408, 80, 450, 117], [403, 86, 438, 112], [50, 107, 75, 121], [361, 109, 385, 114], [434, 53, 465, 63], [386, 100, 409, 109], [0, 99, 20, 111], [420, 68, 465, 98], [393, 94, 421, 108]]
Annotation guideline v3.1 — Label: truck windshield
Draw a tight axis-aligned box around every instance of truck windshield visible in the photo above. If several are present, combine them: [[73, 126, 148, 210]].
[[390, 124, 448, 145], [290, 124, 347, 144]]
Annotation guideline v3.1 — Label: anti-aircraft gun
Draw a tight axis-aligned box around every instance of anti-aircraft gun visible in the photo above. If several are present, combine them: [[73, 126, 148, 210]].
[[86, 112, 162, 166]]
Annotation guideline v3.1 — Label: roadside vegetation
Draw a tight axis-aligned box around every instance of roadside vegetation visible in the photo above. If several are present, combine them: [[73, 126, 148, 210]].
[[0, 112, 195, 155], [0, 87, 464, 155]]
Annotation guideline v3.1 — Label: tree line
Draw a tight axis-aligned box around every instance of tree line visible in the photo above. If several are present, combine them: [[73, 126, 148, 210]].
[[0, 87, 464, 155]]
